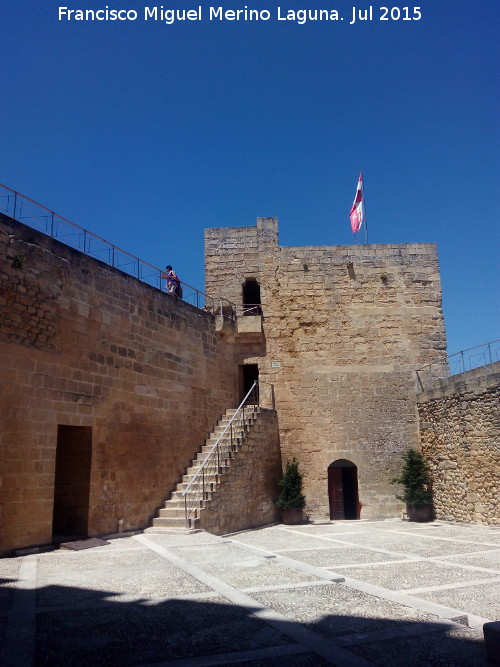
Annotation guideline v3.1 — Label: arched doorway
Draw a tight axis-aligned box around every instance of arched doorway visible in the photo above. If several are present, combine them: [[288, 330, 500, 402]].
[[328, 459, 359, 520]]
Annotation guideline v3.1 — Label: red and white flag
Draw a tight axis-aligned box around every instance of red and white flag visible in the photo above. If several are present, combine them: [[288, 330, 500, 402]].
[[349, 172, 364, 234]]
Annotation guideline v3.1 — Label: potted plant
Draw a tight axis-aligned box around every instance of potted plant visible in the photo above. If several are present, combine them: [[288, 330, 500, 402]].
[[277, 458, 306, 524], [391, 448, 433, 522]]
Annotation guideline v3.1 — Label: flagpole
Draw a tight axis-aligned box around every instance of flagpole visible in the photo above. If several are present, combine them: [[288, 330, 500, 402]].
[[362, 169, 368, 244]]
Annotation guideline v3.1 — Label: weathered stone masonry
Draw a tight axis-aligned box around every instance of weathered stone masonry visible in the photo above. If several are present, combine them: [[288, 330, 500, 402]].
[[205, 218, 447, 520], [418, 363, 500, 526], [198, 408, 281, 535], [3, 205, 494, 554], [0, 213, 240, 554]]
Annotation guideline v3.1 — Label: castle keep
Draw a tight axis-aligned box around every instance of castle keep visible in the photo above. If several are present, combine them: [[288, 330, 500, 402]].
[[205, 217, 447, 519], [4, 206, 497, 556]]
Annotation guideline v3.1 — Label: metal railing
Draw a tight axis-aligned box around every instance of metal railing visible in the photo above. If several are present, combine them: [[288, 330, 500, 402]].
[[0, 182, 236, 318], [416, 340, 500, 391], [182, 381, 260, 527], [238, 304, 263, 316]]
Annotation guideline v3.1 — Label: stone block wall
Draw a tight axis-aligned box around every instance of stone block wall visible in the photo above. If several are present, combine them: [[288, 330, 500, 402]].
[[198, 408, 281, 534], [0, 214, 239, 554], [418, 363, 500, 525], [205, 218, 447, 519]]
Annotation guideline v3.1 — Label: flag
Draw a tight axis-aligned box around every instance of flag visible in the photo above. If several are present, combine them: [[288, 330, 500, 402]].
[[349, 172, 364, 234]]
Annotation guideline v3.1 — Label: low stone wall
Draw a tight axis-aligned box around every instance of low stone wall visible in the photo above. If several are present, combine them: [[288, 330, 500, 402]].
[[417, 362, 500, 525], [199, 409, 281, 535]]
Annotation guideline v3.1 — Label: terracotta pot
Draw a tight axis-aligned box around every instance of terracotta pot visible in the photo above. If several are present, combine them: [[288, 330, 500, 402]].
[[407, 504, 432, 522], [281, 508, 303, 525]]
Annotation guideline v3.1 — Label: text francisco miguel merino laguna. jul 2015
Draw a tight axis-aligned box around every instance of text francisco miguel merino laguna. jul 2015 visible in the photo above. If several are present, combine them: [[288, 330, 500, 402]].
[[57, 5, 424, 25]]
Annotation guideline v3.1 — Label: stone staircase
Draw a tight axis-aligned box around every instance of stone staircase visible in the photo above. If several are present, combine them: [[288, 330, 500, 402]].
[[148, 405, 260, 531]]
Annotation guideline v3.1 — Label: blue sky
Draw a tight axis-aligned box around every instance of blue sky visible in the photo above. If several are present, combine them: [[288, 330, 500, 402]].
[[1, 0, 498, 356]]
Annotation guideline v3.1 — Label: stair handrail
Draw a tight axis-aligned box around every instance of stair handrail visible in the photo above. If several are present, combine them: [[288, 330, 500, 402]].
[[182, 381, 259, 500]]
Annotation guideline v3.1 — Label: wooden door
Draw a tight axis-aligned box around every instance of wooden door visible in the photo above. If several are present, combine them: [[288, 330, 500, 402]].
[[328, 466, 345, 519]]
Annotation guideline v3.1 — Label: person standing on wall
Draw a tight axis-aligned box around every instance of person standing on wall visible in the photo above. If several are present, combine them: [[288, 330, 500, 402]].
[[161, 265, 182, 298]]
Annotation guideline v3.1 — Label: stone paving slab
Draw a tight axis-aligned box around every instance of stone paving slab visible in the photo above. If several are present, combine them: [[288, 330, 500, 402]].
[[346, 624, 485, 666], [279, 546, 411, 568], [279, 524, 370, 536], [164, 647, 331, 667], [338, 559, 500, 591], [201, 560, 319, 589], [396, 524, 500, 539], [251, 582, 440, 637], [168, 543, 271, 566], [453, 532, 500, 546], [2, 520, 498, 666], [87, 538, 147, 551], [142, 531, 225, 547], [36, 548, 170, 575], [369, 520, 435, 531], [36, 597, 294, 666], [37, 564, 212, 608], [0, 618, 7, 652], [0, 558, 21, 578], [234, 652, 331, 666], [418, 581, 500, 619], [0, 560, 18, 652], [226, 527, 338, 551], [0, 559, 19, 619], [327, 532, 500, 557], [438, 549, 500, 571], [382, 527, 500, 548]]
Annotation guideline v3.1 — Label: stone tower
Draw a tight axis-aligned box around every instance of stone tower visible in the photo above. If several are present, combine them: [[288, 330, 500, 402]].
[[205, 218, 447, 519]]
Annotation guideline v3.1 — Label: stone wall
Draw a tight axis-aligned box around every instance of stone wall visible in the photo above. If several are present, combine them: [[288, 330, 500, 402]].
[[418, 363, 500, 525], [198, 408, 281, 534], [205, 218, 447, 519], [0, 214, 239, 554]]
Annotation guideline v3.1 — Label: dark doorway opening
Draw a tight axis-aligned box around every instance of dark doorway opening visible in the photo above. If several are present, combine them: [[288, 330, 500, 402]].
[[328, 459, 359, 520], [239, 364, 259, 402], [242, 278, 262, 315], [52, 425, 92, 540]]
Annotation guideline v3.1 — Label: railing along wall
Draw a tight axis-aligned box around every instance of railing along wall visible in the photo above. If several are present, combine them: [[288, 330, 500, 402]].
[[182, 381, 260, 527], [416, 340, 500, 392], [0, 182, 236, 319], [238, 304, 263, 316]]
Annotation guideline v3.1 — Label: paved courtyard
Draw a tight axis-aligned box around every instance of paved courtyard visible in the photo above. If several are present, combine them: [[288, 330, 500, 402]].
[[1, 519, 499, 666]]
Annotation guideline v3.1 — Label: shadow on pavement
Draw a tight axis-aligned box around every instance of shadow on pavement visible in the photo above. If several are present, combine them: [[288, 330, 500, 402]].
[[0, 577, 488, 666]]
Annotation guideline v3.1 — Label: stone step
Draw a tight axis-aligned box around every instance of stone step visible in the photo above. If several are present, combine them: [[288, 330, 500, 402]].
[[200, 440, 246, 455], [151, 404, 261, 530], [150, 516, 200, 530], [158, 506, 186, 518], [162, 499, 185, 510], [170, 486, 217, 501], [192, 453, 239, 467], [180, 468, 230, 485], [176, 481, 190, 491], [205, 434, 248, 446], [152, 516, 187, 528]]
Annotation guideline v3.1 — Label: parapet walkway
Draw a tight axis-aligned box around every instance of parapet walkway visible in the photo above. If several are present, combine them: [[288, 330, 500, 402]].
[[1, 519, 499, 666]]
